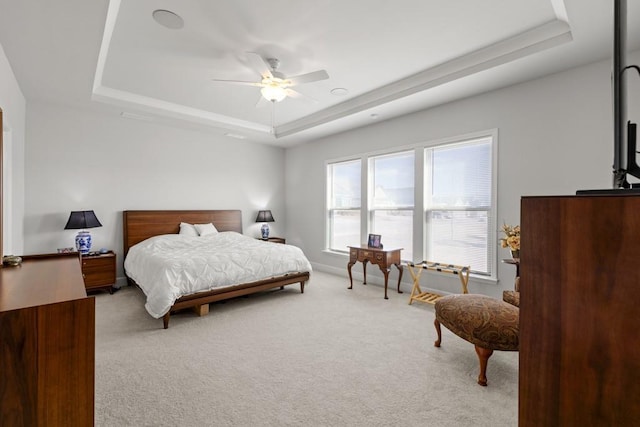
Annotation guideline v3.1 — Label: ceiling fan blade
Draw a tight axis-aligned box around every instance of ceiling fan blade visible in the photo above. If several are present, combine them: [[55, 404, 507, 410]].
[[211, 79, 263, 87], [285, 88, 318, 104], [287, 70, 329, 86], [246, 52, 273, 79]]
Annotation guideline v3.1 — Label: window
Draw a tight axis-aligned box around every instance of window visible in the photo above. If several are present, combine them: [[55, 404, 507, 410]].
[[370, 151, 414, 261], [425, 137, 493, 275], [325, 132, 496, 278], [327, 159, 361, 251]]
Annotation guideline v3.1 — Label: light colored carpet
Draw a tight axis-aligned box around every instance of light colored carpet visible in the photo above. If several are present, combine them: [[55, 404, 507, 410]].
[[94, 270, 518, 426]]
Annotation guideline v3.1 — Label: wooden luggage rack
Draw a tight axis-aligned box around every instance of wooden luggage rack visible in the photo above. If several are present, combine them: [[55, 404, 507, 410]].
[[407, 261, 470, 305]]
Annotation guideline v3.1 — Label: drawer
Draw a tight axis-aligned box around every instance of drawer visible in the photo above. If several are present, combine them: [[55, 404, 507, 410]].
[[81, 254, 116, 289], [82, 257, 113, 270], [84, 270, 115, 287]]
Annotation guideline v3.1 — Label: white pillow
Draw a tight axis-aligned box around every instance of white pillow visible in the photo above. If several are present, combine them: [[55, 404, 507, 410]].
[[194, 222, 218, 236], [179, 222, 198, 237]]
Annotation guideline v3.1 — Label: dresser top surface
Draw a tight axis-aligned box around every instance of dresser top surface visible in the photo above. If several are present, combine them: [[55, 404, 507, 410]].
[[0, 256, 88, 312]]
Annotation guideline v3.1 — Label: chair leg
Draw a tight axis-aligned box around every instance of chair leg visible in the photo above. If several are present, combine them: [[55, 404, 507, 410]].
[[474, 345, 494, 386], [434, 318, 442, 347]]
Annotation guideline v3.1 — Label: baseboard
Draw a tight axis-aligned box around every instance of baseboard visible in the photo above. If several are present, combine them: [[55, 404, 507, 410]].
[[114, 276, 129, 289], [310, 261, 445, 298]]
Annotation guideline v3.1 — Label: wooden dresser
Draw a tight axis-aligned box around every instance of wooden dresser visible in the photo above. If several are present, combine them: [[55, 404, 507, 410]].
[[0, 253, 95, 426], [520, 194, 640, 425]]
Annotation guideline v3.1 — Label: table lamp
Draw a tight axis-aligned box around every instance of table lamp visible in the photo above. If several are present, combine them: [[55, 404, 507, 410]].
[[64, 210, 102, 254], [255, 210, 274, 239]]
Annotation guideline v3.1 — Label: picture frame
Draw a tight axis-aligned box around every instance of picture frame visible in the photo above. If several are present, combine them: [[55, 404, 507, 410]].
[[367, 233, 382, 248]]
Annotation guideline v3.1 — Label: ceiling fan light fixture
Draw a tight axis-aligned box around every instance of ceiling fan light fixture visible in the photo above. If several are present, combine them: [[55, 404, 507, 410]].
[[261, 85, 287, 102]]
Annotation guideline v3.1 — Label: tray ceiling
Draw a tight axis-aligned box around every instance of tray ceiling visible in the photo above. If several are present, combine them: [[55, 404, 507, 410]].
[[1, 0, 639, 146]]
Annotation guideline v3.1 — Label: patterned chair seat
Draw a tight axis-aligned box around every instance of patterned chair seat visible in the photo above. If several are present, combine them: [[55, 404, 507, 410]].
[[502, 276, 520, 307], [502, 290, 520, 307], [434, 293, 519, 386]]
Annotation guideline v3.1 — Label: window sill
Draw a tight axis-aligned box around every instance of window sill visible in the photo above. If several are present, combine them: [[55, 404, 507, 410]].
[[322, 249, 350, 257]]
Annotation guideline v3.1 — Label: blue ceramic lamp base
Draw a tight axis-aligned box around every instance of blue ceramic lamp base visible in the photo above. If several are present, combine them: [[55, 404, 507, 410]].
[[75, 230, 92, 254], [261, 224, 270, 239]]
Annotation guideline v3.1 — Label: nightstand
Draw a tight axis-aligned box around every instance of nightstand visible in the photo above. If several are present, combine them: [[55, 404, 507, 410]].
[[259, 237, 286, 244], [81, 251, 116, 294]]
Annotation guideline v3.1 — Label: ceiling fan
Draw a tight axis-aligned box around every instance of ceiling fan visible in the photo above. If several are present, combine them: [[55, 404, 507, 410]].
[[211, 52, 329, 105]]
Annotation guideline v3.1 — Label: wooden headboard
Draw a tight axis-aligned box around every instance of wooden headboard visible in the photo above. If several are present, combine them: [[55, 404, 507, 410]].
[[123, 210, 243, 256]]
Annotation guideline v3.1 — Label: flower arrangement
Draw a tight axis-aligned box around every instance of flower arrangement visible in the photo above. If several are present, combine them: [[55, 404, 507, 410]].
[[500, 223, 520, 252]]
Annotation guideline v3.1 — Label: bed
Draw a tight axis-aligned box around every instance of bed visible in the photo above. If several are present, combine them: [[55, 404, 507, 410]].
[[123, 210, 311, 328]]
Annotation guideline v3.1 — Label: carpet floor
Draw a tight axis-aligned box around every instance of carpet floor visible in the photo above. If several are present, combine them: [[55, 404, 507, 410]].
[[94, 270, 518, 426]]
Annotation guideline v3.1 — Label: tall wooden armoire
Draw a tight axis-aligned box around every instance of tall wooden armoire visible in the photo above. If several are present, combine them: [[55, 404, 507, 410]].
[[519, 194, 640, 425]]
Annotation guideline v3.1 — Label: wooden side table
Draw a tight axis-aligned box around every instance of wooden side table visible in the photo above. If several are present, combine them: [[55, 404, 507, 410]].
[[502, 258, 520, 278], [347, 246, 403, 299], [81, 251, 116, 294], [257, 237, 286, 244]]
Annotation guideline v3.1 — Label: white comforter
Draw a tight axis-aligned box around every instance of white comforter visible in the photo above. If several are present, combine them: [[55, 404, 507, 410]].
[[124, 232, 312, 318]]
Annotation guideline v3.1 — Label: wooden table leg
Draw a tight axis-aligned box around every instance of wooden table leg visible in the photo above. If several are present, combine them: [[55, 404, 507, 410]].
[[475, 345, 493, 387], [378, 265, 390, 299], [362, 259, 368, 284], [395, 263, 404, 294], [347, 261, 355, 289]]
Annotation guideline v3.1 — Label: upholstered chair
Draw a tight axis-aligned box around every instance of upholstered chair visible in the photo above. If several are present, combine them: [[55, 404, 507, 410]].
[[502, 276, 520, 307], [433, 281, 520, 386]]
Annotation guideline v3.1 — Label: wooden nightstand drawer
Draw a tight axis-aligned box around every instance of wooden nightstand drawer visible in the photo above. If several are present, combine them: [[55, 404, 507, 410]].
[[266, 237, 285, 244], [257, 237, 286, 244], [81, 252, 116, 293]]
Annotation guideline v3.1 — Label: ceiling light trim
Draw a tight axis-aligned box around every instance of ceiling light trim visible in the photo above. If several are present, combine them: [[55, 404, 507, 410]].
[[92, 0, 121, 94], [276, 19, 572, 138], [92, 85, 272, 134], [93, 1, 272, 135], [94, 2, 572, 140], [549, 0, 569, 23]]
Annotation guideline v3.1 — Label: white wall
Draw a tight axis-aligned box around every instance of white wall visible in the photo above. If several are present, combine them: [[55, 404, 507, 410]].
[[0, 42, 26, 255], [17, 47, 640, 296], [24, 102, 286, 282], [285, 52, 640, 299]]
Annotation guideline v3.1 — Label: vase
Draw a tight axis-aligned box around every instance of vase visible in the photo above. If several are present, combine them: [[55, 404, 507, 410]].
[[75, 230, 92, 254], [261, 223, 270, 239], [511, 250, 520, 259]]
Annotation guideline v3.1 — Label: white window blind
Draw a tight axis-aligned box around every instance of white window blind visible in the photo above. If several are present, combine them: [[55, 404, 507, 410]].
[[426, 138, 493, 275], [370, 151, 414, 260], [327, 160, 361, 252]]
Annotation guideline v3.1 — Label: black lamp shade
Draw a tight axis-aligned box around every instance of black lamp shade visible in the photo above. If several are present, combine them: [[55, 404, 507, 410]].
[[255, 210, 275, 223], [64, 210, 102, 230]]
